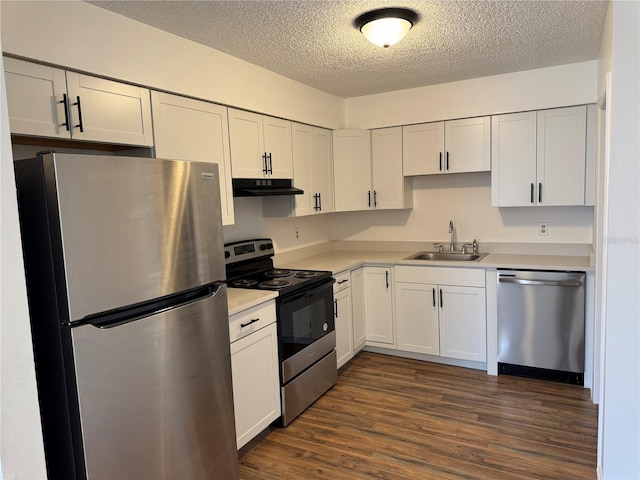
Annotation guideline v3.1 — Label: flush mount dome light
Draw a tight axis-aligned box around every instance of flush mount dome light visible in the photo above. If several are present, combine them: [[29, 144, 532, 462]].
[[354, 7, 418, 48]]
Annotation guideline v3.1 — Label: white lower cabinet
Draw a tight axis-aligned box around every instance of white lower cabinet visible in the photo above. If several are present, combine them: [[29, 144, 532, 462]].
[[350, 267, 367, 351], [395, 267, 487, 363], [395, 282, 440, 355], [363, 266, 394, 346], [229, 301, 280, 449], [438, 285, 487, 362], [333, 271, 353, 368]]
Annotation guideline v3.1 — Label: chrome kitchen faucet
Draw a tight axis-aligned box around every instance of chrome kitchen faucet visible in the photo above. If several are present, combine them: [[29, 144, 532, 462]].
[[449, 220, 455, 252]]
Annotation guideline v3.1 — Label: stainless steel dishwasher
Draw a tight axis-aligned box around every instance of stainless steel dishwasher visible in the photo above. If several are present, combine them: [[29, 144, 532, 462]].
[[497, 269, 585, 384]]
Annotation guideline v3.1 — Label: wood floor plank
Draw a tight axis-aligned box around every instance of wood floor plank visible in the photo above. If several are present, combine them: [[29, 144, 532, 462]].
[[239, 352, 598, 479]]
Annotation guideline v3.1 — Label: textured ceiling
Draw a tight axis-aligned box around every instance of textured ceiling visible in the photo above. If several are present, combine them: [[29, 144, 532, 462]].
[[86, 0, 608, 98]]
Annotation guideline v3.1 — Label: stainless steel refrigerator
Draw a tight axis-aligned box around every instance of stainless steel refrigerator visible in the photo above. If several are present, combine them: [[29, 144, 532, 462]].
[[15, 152, 239, 479]]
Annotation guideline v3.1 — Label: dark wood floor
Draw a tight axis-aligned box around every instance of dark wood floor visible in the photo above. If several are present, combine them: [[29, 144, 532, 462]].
[[239, 352, 598, 480]]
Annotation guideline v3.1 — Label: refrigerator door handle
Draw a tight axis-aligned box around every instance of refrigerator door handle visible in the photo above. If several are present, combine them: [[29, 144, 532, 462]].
[[82, 283, 223, 329]]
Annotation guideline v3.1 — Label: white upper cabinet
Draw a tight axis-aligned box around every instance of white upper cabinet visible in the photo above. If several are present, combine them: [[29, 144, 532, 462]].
[[403, 117, 490, 176], [371, 127, 413, 210], [4, 57, 153, 146], [492, 105, 589, 207], [151, 91, 235, 225], [536, 107, 588, 206], [403, 122, 444, 176], [333, 128, 412, 212], [312, 127, 335, 214], [228, 108, 293, 179], [263, 124, 334, 217], [491, 111, 537, 206], [333, 130, 372, 211]]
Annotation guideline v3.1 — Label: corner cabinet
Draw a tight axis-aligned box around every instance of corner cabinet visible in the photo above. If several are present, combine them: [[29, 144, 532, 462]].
[[350, 267, 367, 351], [4, 57, 153, 146], [403, 117, 490, 176], [363, 266, 395, 347], [263, 123, 334, 217], [229, 300, 280, 450], [333, 128, 412, 212], [151, 92, 235, 225], [395, 266, 486, 362], [228, 108, 293, 179], [491, 105, 594, 207]]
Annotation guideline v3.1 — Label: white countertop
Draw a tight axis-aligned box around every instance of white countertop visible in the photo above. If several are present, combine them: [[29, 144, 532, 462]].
[[227, 246, 592, 314], [227, 288, 277, 316], [281, 250, 593, 275]]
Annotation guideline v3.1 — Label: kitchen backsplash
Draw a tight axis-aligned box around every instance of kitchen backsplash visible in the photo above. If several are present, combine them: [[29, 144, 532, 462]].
[[223, 173, 594, 253]]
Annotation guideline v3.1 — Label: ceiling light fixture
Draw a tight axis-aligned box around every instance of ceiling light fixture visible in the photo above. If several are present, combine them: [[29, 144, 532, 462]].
[[354, 7, 418, 48]]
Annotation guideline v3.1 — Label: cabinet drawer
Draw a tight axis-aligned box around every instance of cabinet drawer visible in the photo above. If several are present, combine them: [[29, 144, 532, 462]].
[[333, 271, 351, 293], [229, 301, 276, 344], [395, 266, 485, 287]]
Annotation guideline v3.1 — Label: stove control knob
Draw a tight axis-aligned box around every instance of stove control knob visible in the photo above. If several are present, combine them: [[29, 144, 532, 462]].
[[266, 243, 273, 250], [224, 251, 230, 259], [322, 323, 328, 332], [260, 244, 268, 251]]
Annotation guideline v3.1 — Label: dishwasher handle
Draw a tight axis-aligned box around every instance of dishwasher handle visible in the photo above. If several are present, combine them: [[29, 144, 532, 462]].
[[498, 277, 583, 287]]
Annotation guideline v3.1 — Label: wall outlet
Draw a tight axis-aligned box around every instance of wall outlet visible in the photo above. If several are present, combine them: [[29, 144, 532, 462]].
[[538, 222, 549, 236], [295, 227, 300, 240]]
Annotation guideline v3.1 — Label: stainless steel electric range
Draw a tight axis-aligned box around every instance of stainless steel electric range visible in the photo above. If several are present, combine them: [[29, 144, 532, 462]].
[[225, 239, 337, 426]]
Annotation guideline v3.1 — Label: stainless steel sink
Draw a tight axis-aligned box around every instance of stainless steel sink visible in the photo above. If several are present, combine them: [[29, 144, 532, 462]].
[[404, 251, 488, 262]]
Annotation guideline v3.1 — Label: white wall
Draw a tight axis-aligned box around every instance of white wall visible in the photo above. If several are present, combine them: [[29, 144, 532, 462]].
[[597, 2, 640, 479], [346, 61, 598, 129], [0, 41, 48, 479], [332, 173, 594, 246], [0, 1, 344, 129], [223, 197, 333, 253]]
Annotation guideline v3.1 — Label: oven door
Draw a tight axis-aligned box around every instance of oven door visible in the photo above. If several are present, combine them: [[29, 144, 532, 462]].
[[278, 278, 336, 384]]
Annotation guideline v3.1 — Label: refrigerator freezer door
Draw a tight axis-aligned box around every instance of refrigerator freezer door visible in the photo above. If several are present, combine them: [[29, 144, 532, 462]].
[[48, 153, 225, 322], [71, 285, 238, 479]]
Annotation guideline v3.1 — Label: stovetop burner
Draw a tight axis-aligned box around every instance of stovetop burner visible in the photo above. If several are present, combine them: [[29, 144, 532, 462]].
[[232, 278, 259, 288], [259, 279, 293, 289], [265, 269, 293, 278], [293, 271, 319, 279]]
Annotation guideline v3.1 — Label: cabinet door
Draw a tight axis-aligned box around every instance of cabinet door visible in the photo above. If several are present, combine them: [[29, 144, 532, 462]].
[[291, 123, 316, 216], [438, 286, 486, 362], [312, 127, 334, 214], [372, 127, 411, 210], [395, 282, 439, 355], [4, 57, 70, 139], [402, 122, 444, 176], [263, 116, 293, 178], [350, 268, 366, 351], [537, 106, 587, 206], [445, 117, 491, 173], [228, 108, 265, 178], [230, 322, 281, 449], [334, 287, 354, 368], [363, 267, 394, 345], [151, 91, 235, 225], [333, 130, 372, 212], [491, 111, 537, 206], [65, 72, 153, 146]]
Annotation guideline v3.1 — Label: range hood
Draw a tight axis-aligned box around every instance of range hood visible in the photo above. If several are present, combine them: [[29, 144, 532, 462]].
[[232, 178, 304, 197]]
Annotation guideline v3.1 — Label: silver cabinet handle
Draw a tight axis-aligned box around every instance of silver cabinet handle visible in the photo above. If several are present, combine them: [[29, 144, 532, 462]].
[[498, 278, 583, 287]]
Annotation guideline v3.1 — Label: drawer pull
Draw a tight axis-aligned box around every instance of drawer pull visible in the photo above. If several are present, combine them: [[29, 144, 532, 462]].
[[337, 279, 349, 285], [240, 318, 260, 328]]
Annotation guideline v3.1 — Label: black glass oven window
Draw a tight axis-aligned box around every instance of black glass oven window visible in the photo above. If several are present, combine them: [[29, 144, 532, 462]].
[[279, 282, 334, 359]]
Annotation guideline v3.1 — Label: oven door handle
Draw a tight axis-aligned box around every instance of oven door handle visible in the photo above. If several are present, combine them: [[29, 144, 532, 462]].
[[277, 278, 335, 304]]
